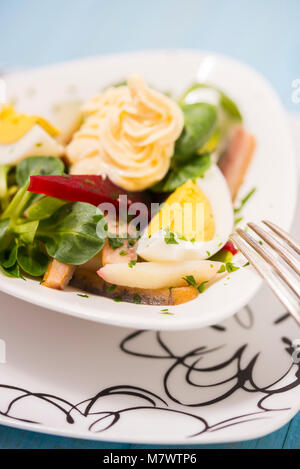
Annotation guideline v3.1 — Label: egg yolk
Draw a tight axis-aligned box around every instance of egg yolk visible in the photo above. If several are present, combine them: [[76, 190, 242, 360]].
[[0, 105, 60, 145], [148, 179, 215, 242]]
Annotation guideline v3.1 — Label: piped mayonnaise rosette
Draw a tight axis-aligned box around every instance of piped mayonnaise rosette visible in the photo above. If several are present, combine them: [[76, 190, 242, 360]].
[[66, 75, 184, 191]]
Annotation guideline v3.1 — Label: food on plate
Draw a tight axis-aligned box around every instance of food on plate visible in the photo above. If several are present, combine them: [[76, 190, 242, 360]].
[[43, 259, 75, 290], [28, 174, 150, 210], [0, 105, 63, 163], [101, 238, 138, 265], [66, 75, 184, 190], [219, 126, 256, 199], [0, 74, 256, 307], [98, 260, 222, 289], [137, 165, 233, 262], [52, 101, 83, 144], [71, 268, 199, 305]]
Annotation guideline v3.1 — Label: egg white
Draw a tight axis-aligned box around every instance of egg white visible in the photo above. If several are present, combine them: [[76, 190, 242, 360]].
[[0, 125, 64, 164], [137, 164, 234, 262]]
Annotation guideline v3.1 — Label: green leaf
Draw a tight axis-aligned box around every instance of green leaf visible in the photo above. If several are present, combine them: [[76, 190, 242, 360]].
[[174, 103, 218, 163], [26, 196, 67, 220], [210, 249, 233, 264], [1, 183, 31, 221], [13, 220, 39, 244], [16, 156, 65, 187], [36, 202, 107, 265], [17, 242, 49, 276], [0, 262, 20, 278], [179, 83, 242, 122], [0, 219, 10, 241], [152, 153, 211, 193], [0, 165, 11, 211], [0, 238, 18, 268], [219, 91, 243, 121]]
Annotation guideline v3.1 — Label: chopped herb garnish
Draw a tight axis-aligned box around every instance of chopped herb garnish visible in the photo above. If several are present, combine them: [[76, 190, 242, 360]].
[[160, 312, 174, 315], [177, 234, 188, 241], [110, 193, 119, 200], [36, 142, 43, 147], [128, 260, 137, 268], [84, 178, 96, 185], [206, 250, 211, 256], [190, 238, 196, 243], [210, 264, 214, 268], [218, 265, 226, 273], [198, 281, 208, 293], [226, 262, 240, 273], [243, 262, 250, 267], [234, 187, 257, 214], [182, 275, 197, 287], [161, 308, 169, 311], [133, 294, 141, 304], [164, 228, 178, 245], [113, 296, 123, 302], [119, 250, 128, 256], [108, 237, 124, 250], [259, 240, 263, 245], [128, 239, 136, 247], [107, 284, 116, 292], [77, 293, 89, 298]]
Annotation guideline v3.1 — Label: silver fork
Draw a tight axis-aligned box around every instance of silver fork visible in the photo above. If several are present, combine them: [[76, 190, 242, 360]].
[[230, 220, 300, 325]]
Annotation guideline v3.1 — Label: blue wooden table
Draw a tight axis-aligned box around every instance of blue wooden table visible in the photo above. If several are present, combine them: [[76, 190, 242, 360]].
[[0, 416, 299, 449], [0, 0, 299, 449]]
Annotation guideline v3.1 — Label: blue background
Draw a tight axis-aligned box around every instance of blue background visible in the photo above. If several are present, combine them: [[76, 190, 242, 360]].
[[0, 0, 300, 112], [0, 0, 299, 450]]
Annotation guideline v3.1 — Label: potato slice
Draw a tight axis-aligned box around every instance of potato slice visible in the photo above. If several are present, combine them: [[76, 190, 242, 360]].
[[98, 260, 221, 289], [71, 268, 198, 305]]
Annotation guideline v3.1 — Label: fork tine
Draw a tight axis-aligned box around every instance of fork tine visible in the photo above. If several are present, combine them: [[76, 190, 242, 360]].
[[230, 233, 300, 324], [263, 220, 300, 255], [248, 222, 300, 275], [236, 228, 300, 299]]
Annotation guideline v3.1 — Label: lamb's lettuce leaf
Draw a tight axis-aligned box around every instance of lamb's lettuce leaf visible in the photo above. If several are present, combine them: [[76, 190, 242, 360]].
[[152, 153, 211, 193]]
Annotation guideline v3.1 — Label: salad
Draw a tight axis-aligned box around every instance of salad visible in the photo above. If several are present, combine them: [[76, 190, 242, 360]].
[[0, 75, 255, 306]]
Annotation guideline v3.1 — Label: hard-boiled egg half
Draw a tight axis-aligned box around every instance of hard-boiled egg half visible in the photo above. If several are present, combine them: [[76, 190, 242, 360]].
[[137, 164, 233, 262], [0, 105, 64, 164]]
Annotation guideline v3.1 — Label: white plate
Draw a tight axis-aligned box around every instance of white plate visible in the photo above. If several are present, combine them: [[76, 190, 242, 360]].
[[0, 280, 299, 444], [1, 50, 297, 330]]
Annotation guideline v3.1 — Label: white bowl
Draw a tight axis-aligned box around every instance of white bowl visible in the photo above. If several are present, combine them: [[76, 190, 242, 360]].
[[1, 50, 297, 330]]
